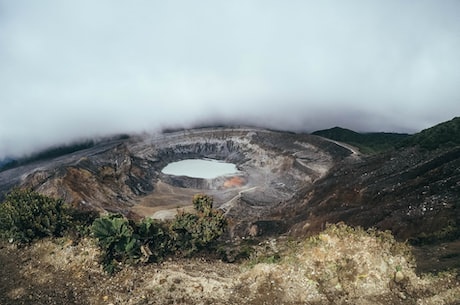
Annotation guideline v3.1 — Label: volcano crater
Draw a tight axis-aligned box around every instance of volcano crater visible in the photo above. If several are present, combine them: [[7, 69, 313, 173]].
[[3, 127, 353, 236], [126, 128, 351, 229]]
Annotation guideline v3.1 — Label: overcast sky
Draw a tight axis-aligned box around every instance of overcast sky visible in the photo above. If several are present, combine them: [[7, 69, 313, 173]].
[[1, 1, 459, 158]]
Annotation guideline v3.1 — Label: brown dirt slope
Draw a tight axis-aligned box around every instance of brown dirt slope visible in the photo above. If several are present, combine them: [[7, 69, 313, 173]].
[[1, 225, 459, 305]]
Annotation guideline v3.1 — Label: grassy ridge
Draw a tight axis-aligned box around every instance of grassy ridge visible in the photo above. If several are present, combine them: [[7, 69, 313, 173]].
[[400, 117, 460, 150], [312, 127, 409, 154], [313, 117, 460, 154]]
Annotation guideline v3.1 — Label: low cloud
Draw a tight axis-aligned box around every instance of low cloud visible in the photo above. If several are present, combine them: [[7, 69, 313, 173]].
[[1, 1, 459, 158]]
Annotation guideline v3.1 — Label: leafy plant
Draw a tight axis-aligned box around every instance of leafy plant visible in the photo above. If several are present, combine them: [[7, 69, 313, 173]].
[[171, 194, 227, 255], [90, 194, 228, 273], [192, 193, 214, 213], [0, 189, 71, 243], [91, 214, 139, 273], [135, 217, 171, 263]]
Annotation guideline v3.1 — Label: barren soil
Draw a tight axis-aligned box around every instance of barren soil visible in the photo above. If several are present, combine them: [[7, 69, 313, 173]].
[[1, 225, 459, 305]]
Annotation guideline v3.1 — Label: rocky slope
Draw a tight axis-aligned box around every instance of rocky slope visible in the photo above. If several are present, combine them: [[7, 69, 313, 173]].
[[1, 224, 459, 305], [283, 121, 460, 273]]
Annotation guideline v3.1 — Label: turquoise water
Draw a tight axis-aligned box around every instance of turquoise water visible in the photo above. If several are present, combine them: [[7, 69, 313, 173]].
[[162, 159, 239, 179]]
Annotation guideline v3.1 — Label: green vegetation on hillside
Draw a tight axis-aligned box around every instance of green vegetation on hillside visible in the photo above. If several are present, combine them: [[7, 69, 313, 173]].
[[313, 117, 460, 154], [91, 194, 227, 273], [0, 189, 71, 243], [0, 135, 130, 172], [312, 127, 409, 154], [0, 189, 97, 243], [0, 190, 227, 274], [0, 141, 96, 172], [400, 117, 460, 150]]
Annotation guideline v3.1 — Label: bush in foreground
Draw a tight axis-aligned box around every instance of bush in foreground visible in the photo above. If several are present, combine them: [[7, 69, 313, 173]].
[[171, 194, 227, 255], [91, 194, 227, 273], [0, 189, 71, 243]]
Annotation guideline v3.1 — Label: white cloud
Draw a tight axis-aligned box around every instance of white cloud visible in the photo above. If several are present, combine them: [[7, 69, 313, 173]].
[[1, 0, 459, 158]]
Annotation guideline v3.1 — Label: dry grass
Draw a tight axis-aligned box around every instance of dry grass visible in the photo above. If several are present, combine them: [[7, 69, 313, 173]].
[[1, 224, 459, 305]]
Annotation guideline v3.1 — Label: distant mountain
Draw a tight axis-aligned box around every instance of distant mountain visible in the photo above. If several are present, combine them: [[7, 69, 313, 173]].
[[0, 135, 131, 173], [0, 157, 15, 170], [0, 141, 95, 172], [313, 117, 460, 154], [400, 117, 460, 150], [312, 127, 409, 154]]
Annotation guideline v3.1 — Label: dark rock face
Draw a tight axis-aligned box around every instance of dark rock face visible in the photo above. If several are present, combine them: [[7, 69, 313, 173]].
[[285, 147, 460, 240], [282, 146, 460, 272]]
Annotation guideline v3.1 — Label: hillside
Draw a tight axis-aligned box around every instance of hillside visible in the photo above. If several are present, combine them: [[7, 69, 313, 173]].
[[0, 136, 132, 173], [1, 121, 460, 304], [312, 117, 460, 154], [0, 158, 14, 169], [312, 127, 409, 154], [400, 117, 460, 150], [1, 224, 459, 305]]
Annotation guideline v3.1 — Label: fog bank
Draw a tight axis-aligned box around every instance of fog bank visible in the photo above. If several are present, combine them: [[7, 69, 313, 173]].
[[1, 1, 459, 158]]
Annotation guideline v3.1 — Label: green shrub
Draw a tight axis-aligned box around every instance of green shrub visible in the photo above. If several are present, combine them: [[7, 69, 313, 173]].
[[90, 194, 228, 273], [0, 189, 71, 243], [192, 193, 214, 213], [66, 208, 100, 238], [91, 214, 139, 273], [135, 217, 171, 263], [171, 194, 227, 255], [170, 212, 201, 254]]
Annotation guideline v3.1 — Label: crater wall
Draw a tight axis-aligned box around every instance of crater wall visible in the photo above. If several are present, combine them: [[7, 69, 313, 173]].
[[0, 127, 353, 236]]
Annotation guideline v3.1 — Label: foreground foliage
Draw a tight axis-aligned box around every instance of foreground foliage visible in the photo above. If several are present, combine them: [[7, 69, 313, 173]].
[[3, 223, 458, 305], [0, 189, 71, 243], [0, 190, 227, 273], [171, 194, 227, 255], [91, 214, 139, 273], [91, 194, 227, 273], [0, 189, 98, 244]]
